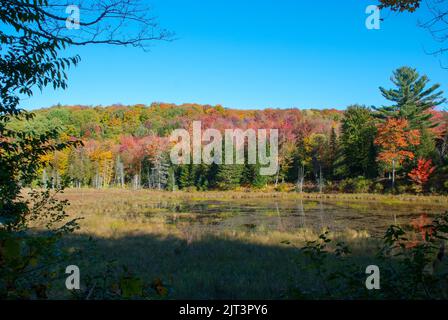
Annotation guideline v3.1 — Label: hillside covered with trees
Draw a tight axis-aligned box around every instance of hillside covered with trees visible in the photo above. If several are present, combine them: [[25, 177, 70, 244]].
[[13, 67, 448, 194]]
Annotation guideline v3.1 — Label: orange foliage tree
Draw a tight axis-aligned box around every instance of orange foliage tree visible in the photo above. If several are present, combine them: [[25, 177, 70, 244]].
[[374, 118, 421, 187]]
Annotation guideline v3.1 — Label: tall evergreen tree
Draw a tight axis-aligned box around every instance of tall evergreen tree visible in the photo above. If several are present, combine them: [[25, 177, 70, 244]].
[[178, 164, 193, 189], [375, 66, 446, 129], [166, 165, 178, 191], [207, 162, 220, 189], [242, 162, 268, 189], [216, 164, 244, 190], [193, 163, 210, 190]]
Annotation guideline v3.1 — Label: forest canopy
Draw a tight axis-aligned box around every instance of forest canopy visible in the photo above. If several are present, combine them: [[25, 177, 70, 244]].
[[12, 88, 448, 194]]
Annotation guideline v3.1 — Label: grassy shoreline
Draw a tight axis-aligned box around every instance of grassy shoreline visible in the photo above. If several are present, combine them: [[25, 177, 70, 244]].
[[56, 188, 448, 206]]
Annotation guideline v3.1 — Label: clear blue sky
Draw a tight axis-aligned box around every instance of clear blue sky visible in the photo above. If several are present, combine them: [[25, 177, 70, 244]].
[[25, 0, 448, 110]]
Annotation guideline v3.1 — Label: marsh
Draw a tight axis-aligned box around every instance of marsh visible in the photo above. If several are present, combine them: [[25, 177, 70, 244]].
[[53, 189, 448, 299]]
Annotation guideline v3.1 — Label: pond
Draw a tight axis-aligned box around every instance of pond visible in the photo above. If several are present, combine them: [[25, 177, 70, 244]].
[[117, 196, 445, 238], [60, 190, 448, 299]]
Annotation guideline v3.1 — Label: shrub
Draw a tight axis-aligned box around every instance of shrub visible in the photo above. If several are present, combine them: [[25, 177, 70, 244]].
[[397, 184, 410, 194], [352, 177, 372, 193], [372, 182, 384, 194], [275, 183, 291, 192], [325, 181, 337, 193], [184, 186, 198, 193], [338, 179, 354, 193], [338, 177, 372, 193]]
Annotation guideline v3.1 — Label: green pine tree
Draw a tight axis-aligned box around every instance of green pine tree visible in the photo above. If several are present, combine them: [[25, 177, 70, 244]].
[[193, 163, 210, 190], [242, 163, 268, 189], [178, 164, 193, 189], [166, 165, 178, 191], [207, 162, 220, 189], [375, 66, 446, 129], [216, 163, 244, 190]]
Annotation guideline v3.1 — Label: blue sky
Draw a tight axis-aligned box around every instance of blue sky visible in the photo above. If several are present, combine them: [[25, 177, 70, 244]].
[[25, 0, 448, 110]]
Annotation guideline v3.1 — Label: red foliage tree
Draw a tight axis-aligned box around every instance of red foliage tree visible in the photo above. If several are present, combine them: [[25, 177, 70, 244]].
[[408, 158, 436, 189], [410, 214, 434, 242]]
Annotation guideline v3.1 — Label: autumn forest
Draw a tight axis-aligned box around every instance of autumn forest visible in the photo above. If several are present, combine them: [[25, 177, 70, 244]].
[[13, 67, 447, 195]]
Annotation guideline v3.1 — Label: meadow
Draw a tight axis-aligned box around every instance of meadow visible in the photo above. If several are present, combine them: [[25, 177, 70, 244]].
[[53, 189, 448, 299]]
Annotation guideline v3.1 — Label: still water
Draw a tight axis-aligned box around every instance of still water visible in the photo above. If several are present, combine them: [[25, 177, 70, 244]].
[[121, 197, 446, 238]]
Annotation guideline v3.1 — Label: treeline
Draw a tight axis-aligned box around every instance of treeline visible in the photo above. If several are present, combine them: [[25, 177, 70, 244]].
[[13, 67, 448, 194]]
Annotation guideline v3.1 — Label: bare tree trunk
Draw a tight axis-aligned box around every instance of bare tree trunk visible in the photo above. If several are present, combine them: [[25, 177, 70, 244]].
[[56, 172, 61, 189], [297, 164, 305, 193], [115, 156, 125, 188], [51, 169, 55, 189], [172, 170, 176, 192], [42, 168, 48, 187], [158, 170, 161, 190], [392, 159, 396, 190], [133, 174, 139, 190], [318, 166, 324, 193], [274, 165, 280, 188], [95, 168, 101, 189]]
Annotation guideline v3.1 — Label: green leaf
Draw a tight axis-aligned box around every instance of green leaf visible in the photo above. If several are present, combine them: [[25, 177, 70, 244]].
[[3, 238, 22, 263], [120, 276, 143, 298]]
